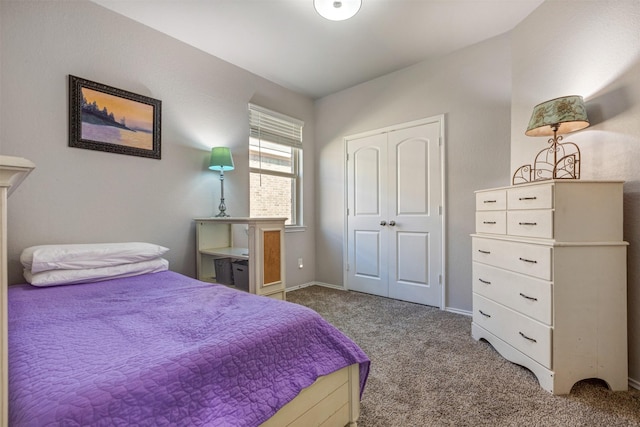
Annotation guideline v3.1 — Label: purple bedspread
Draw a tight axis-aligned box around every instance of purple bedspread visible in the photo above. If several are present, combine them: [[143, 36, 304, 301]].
[[8, 271, 369, 426]]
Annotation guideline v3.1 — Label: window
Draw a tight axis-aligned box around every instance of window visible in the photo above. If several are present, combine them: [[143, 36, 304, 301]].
[[249, 104, 303, 227]]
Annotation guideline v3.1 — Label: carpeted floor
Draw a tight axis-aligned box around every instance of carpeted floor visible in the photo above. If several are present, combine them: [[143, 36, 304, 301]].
[[286, 285, 640, 427]]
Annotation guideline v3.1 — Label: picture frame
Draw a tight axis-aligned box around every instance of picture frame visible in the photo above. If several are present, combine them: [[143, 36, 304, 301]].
[[69, 75, 161, 159]]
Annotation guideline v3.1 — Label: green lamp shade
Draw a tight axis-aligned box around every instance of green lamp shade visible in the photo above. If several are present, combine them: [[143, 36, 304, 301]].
[[208, 147, 235, 171], [525, 95, 590, 137]]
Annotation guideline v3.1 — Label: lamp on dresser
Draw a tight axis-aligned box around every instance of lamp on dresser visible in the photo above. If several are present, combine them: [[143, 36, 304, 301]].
[[208, 147, 234, 217], [513, 95, 590, 184]]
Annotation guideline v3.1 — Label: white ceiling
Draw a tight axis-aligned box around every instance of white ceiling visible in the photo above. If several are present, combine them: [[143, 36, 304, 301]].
[[92, 0, 544, 99]]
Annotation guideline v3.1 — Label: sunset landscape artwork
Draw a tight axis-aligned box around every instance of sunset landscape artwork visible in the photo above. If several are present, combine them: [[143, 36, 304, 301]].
[[81, 88, 154, 150], [69, 75, 161, 159]]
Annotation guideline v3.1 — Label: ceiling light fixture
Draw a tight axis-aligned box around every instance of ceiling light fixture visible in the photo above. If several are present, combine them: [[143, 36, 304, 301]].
[[314, 0, 361, 21]]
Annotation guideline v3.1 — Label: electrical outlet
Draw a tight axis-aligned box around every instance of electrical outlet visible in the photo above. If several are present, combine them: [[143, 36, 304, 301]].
[[298, 258, 304, 269]]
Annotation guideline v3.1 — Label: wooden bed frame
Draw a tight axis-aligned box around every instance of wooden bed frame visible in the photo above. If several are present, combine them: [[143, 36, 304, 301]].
[[264, 363, 360, 427], [0, 155, 361, 427]]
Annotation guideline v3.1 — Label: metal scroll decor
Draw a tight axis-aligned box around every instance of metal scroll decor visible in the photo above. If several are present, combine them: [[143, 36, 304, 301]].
[[512, 137, 580, 185]]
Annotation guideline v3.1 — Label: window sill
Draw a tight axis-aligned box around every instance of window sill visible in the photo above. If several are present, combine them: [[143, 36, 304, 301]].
[[285, 226, 306, 233]]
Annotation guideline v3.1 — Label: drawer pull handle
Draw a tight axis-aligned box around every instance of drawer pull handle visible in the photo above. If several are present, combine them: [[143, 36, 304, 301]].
[[479, 310, 491, 318], [519, 332, 537, 343], [519, 292, 538, 301], [483, 200, 497, 203], [518, 196, 537, 201], [478, 250, 491, 254], [483, 221, 497, 225], [479, 278, 491, 285], [518, 222, 537, 226], [519, 257, 537, 264]]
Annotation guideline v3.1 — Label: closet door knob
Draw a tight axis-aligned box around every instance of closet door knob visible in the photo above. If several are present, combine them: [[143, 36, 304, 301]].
[[389, 221, 396, 226], [380, 221, 387, 226]]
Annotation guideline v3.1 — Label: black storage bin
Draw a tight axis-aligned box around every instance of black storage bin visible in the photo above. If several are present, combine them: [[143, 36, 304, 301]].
[[232, 260, 249, 292], [214, 258, 234, 286]]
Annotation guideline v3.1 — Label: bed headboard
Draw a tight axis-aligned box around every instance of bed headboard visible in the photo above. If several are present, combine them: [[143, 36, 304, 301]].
[[0, 155, 35, 426]]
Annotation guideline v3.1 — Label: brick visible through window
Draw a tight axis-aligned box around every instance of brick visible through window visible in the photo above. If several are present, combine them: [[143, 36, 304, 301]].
[[248, 104, 303, 226]]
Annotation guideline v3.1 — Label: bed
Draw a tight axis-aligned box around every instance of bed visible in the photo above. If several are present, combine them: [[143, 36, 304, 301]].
[[8, 253, 369, 426]]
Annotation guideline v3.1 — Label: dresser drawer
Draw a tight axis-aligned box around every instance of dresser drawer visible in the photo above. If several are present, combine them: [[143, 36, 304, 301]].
[[473, 294, 552, 368], [476, 190, 506, 211], [507, 210, 553, 239], [507, 184, 553, 210], [476, 211, 506, 234], [473, 262, 552, 325], [472, 237, 552, 280]]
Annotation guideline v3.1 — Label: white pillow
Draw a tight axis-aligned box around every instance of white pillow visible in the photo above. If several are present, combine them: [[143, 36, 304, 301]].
[[21, 242, 169, 274], [24, 258, 169, 287]]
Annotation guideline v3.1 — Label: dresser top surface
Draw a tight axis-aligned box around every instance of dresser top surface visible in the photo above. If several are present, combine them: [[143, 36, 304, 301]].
[[194, 217, 287, 224], [475, 179, 624, 193]]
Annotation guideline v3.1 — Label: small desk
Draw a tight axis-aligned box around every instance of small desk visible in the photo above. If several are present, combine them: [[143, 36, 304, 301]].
[[194, 217, 286, 300]]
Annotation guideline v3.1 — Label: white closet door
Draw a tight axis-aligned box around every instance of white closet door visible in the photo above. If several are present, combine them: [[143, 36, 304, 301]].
[[387, 122, 442, 306], [346, 118, 443, 307], [346, 133, 389, 297]]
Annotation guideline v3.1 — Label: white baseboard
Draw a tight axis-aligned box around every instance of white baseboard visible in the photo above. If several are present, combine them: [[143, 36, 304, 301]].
[[446, 307, 472, 317], [285, 282, 315, 292], [629, 377, 640, 390], [285, 281, 346, 293], [312, 281, 346, 291]]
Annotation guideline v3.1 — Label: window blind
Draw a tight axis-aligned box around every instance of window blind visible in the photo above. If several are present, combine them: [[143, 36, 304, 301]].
[[249, 104, 303, 148]]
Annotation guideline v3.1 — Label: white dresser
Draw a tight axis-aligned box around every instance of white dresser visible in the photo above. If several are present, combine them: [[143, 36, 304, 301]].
[[471, 180, 628, 394]]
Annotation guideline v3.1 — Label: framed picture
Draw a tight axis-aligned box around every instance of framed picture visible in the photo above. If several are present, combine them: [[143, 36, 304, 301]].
[[69, 75, 161, 159]]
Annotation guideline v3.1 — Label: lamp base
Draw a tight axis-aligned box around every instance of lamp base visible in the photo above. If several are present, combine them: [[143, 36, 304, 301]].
[[215, 197, 230, 217], [512, 130, 581, 185], [214, 170, 230, 217]]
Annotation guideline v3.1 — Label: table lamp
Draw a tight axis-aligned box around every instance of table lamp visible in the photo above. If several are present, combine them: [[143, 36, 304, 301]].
[[513, 95, 590, 184], [209, 147, 234, 217]]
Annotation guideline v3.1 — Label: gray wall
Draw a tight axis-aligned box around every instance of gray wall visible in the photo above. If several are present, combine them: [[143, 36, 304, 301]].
[[0, 1, 317, 288], [510, 0, 640, 387], [314, 34, 512, 311]]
